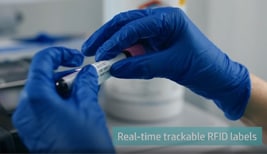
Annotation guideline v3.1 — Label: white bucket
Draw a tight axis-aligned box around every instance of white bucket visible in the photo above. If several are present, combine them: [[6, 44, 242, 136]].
[[100, 77, 185, 121]]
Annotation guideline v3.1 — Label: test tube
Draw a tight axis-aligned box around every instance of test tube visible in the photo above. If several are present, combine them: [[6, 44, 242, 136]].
[[56, 44, 145, 97]]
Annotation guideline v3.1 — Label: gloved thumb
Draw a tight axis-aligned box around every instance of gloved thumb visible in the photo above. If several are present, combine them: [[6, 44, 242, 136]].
[[110, 50, 174, 80], [72, 65, 99, 104]]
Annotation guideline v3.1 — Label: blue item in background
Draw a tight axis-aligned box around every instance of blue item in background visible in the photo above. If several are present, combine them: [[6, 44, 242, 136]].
[[0, 32, 84, 62], [15, 32, 79, 44], [81, 7, 251, 120]]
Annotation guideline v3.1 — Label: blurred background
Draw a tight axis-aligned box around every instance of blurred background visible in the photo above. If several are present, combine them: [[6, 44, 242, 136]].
[[0, 0, 266, 153], [0, 0, 267, 80], [1, 0, 266, 78]]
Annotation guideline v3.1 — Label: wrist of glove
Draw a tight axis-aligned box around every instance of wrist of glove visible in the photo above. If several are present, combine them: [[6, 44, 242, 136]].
[[81, 7, 251, 120]]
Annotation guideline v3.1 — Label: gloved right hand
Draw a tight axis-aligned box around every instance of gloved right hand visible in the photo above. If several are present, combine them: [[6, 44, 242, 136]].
[[81, 7, 251, 120]]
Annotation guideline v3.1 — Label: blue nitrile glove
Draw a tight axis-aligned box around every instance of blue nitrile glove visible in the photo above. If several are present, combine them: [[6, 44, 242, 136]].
[[81, 7, 251, 120], [12, 47, 114, 153]]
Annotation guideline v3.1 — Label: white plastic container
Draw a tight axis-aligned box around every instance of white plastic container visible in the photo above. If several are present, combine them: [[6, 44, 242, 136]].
[[100, 78, 184, 121]]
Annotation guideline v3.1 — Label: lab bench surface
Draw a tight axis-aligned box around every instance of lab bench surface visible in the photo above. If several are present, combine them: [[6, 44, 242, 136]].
[[105, 102, 267, 153], [0, 96, 266, 153]]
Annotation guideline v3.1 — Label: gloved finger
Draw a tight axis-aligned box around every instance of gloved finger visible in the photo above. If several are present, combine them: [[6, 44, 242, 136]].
[[27, 47, 84, 93], [110, 50, 173, 79], [81, 9, 148, 57], [54, 69, 77, 81], [94, 15, 164, 61], [72, 65, 99, 107]]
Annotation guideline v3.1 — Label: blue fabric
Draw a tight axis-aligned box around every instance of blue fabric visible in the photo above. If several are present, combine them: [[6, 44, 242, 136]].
[[16, 32, 75, 44], [81, 7, 251, 120], [12, 47, 114, 153], [0, 33, 76, 53]]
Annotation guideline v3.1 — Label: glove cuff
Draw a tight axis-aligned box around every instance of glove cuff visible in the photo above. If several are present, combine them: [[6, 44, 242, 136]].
[[214, 63, 251, 120]]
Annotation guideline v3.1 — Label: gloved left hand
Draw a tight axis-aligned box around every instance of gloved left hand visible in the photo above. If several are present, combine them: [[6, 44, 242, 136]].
[[12, 47, 114, 153]]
